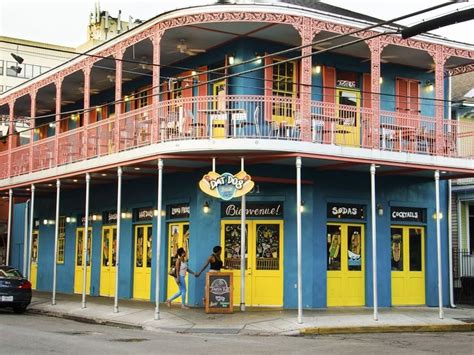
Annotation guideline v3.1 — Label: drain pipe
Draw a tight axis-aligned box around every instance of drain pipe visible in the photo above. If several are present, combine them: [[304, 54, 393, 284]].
[[448, 179, 456, 308]]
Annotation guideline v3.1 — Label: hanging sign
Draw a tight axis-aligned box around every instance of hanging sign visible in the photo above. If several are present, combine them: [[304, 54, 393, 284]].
[[77, 215, 93, 227], [102, 210, 117, 225], [391, 207, 426, 223], [199, 171, 254, 201], [221, 201, 283, 218], [167, 204, 190, 219], [327, 203, 365, 220], [133, 207, 154, 222]]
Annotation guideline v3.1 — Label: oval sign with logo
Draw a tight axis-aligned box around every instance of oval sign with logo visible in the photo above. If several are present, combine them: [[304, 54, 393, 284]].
[[199, 171, 254, 201]]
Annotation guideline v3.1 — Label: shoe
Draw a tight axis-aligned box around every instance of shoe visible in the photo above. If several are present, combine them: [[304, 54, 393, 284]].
[[166, 300, 171, 308], [181, 305, 189, 309]]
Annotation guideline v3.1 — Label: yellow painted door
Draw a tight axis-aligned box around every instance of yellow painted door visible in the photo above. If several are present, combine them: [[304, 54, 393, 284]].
[[327, 223, 365, 306], [133, 225, 152, 299], [166, 223, 190, 303], [221, 220, 284, 307], [391, 226, 425, 305], [336, 89, 361, 147], [100, 226, 117, 297], [74, 228, 92, 294], [30, 231, 39, 289]]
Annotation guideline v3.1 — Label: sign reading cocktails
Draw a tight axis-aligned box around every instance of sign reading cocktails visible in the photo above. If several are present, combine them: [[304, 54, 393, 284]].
[[199, 171, 254, 201]]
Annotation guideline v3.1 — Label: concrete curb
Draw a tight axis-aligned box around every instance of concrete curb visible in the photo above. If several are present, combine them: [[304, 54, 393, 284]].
[[300, 323, 474, 335], [28, 308, 144, 330]]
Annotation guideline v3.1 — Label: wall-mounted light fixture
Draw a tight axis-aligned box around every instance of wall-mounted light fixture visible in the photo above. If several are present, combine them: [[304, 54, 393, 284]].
[[425, 80, 434, 92], [203, 201, 210, 214], [92, 214, 102, 221], [120, 211, 132, 219], [432, 212, 443, 220], [255, 53, 262, 65], [48, 122, 56, 128], [42, 219, 48, 225], [66, 216, 77, 224], [379, 77, 383, 84], [43, 219, 55, 225], [228, 55, 235, 65], [71, 114, 79, 121], [314, 65, 321, 74], [299, 200, 305, 213], [377, 203, 384, 216]]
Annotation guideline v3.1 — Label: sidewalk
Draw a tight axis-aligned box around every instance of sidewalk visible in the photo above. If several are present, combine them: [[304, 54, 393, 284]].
[[29, 292, 474, 336]]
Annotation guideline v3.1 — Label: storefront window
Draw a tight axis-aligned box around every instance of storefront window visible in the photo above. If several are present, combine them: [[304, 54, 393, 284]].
[[136, 227, 144, 267], [224, 224, 247, 270], [255, 224, 280, 270], [57, 216, 66, 264], [146, 226, 152, 268], [102, 229, 110, 266], [391, 228, 403, 271], [409, 228, 422, 271], [112, 229, 117, 267], [347, 226, 362, 271], [327, 225, 341, 271], [76, 230, 83, 266]]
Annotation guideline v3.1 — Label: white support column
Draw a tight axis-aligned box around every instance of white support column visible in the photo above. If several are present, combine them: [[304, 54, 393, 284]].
[[435, 170, 444, 319], [23, 200, 30, 276], [6, 189, 13, 265], [52, 179, 61, 305], [155, 159, 163, 320], [114, 167, 123, 313], [240, 157, 246, 312], [82, 173, 91, 309], [28, 184, 35, 281], [296, 157, 303, 324], [370, 164, 378, 321]]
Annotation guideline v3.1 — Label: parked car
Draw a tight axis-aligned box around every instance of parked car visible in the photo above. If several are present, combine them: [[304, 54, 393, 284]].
[[0, 266, 32, 313]]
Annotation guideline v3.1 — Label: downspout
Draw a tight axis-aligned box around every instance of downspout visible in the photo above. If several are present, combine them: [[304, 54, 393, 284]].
[[447, 76, 455, 308]]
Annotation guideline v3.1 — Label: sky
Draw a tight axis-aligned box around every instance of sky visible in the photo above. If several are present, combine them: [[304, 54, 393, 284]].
[[0, 0, 472, 47]]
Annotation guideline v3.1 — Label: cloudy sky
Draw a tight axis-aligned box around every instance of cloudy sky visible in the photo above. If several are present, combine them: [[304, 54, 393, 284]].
[[0, 0, 472, 47]]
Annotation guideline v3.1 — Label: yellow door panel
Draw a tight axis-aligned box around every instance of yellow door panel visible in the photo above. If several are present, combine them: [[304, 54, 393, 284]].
[[391, 226, 425, 305], [30, 231, 39, 289], [133, 225, 152, 300], [100, 226, 117, 297], [336, 89, 361, 147], [74, 228, 92, 294], [167, 223, 190, 303], [221, 220, 283, 307], [327, 224, 365, 306]]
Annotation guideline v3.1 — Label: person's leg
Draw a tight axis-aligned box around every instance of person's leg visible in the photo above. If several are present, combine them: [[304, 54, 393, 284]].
[[167, 278, 183, 304], [179, 275, 187, 307]]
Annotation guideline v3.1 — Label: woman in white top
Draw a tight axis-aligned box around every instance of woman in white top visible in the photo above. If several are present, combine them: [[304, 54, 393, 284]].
[[166, 247, 196, 309]]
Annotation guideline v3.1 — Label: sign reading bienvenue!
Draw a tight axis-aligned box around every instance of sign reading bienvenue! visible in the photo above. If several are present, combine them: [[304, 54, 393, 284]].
[[199, 171, 254, 201]]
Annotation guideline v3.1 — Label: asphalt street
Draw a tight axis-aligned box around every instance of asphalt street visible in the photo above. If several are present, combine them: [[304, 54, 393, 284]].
[[0, 310, 473, 354]]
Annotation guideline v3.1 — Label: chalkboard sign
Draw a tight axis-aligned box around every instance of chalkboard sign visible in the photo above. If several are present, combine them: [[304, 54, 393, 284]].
[[205, 272, 233, 314]]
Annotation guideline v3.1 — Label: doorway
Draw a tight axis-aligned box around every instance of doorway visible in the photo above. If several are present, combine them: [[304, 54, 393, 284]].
[[336, 89, 361, 146], [391, 226, 425, 305], [74, 228, 92, 294], [166, 222, 190, 303], [133, 224, 152, 300], [327, 223, 365, 306], [100, 226, 117, 297], [30, 230, 39, 289], [221, 220, 283, 307]]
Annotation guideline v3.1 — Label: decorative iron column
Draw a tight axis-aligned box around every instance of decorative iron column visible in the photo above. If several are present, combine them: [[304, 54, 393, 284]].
[[151, 32, 163, 143], [431, 46, 448, 156], [114, 49, 124, 152], [434, 170, 444, 319], [83, 64, 92, 159], [240, 157, 246, 312], [367, 38, 386, 149], [296, 19, 320, 142], [23, 200, 29, 276], [54, 78, 63, 166], [29, 91, 37, 172], [7, 100, 14, 177], [6, 189, 13, 265]]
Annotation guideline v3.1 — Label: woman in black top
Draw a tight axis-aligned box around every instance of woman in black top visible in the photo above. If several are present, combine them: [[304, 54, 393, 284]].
[[197, 246, 223, 276]]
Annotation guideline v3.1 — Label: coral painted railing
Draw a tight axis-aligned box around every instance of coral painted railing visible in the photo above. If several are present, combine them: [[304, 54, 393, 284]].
[[1, 95, 473, 179]]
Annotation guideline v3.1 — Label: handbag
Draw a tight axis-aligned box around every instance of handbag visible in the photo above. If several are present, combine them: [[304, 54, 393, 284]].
[[168, 265, 176, 277]]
